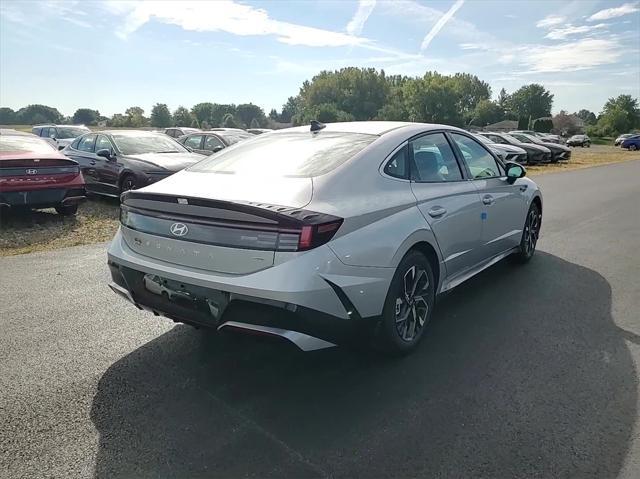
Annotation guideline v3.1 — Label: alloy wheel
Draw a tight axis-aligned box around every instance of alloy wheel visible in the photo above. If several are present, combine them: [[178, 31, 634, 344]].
[[122, 177, 136, 191], [523, 208, 540, 256], [394, 265, 430, 342]]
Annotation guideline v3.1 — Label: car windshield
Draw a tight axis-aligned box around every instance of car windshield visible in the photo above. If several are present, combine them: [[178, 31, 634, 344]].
[[510, 133, 535, 144], [0, 136, 56, 153], [473, 134, 494, 145], [56, 127, 89, 139], [216, 131, 253, 145], [189, 131, 377, 177], [112, 133, 188, 155]]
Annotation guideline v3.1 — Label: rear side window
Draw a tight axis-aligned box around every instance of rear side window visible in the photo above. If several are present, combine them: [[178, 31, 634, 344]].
[[409, 133, 463, 182], [39, 127, 49, 138], [190, 132, 377, 177], [383, 145, 408, 179], [78, 134, 97, 153], [204, 135, 224, 150]]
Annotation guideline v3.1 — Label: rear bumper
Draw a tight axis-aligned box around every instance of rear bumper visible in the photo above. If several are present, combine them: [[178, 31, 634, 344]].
[[106, 227, 393, 345], [0, 187, 86, 208]]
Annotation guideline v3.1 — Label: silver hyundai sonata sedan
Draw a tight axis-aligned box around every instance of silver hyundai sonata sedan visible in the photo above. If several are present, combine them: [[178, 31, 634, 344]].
[[107, 121, 542, 354]]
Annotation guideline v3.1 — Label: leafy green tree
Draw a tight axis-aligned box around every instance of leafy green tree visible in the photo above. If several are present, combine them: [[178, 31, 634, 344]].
[[150, 103, 172, 127], [108, 114, 127, 127], [532, 118, 553, 133], [469, 99, 503, 126], [191, 103, 215, 126], [402, 73, 463, 126], [594, 95, 640, 135], [0, 107, 16, 124], [281, 96, 301, 124], [575, 109, 597, 126], [497, 88, 509, 109], [72, 108, 100, 125], [268, 109, 279, 120], [553, 110, 583, 135], [297, 68, 389, 122], [450, 72, 491, 121], [123, 106, 147, 127], [16, 104, 63, 124], [172, 106, 193, 126], [209, 104, 237, 127], [236, 103, 266, 128], [508, 84, 553, 121], [222, 113, 238, 128]]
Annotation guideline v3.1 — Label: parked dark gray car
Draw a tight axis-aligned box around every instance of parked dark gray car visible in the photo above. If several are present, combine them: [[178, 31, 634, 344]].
[[177, 130, 254, 156], [478, 132, 551, 164], [509, 133, 571, 163], [62, 130, 203, 196]]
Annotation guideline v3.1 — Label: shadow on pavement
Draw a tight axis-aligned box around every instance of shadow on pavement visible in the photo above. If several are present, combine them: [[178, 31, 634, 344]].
[[91, 252, 636, 478]]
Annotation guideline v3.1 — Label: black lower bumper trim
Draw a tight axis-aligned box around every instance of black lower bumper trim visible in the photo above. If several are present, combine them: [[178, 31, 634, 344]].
[[108, 262, 379, 346]]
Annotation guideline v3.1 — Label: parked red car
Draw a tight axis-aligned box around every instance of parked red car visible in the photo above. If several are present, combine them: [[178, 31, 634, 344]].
[[0, 132, 86, 215]]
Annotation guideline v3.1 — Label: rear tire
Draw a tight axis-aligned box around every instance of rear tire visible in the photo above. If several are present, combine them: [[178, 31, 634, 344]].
[[55, 204, 78, 216], [375, 251, 435, 355], [513, 202, 541, 263]]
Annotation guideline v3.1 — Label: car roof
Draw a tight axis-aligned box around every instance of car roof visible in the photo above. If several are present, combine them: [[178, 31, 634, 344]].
[[33, 124, 88, 128], [276, 121, 464, 136], [0, 128, 36, 136], [97, 130, 168, 136]]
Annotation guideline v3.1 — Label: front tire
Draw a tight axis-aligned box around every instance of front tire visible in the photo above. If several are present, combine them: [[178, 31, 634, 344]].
[[120, 174, 137, 194], [513, 202, 541, 263], [55, 204, 78, 216], [629, 144, 638, 151], [376, 251, 435, 355]]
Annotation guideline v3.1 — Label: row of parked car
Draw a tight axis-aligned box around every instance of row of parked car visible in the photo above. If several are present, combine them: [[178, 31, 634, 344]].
[[1, 121, 637, 219]]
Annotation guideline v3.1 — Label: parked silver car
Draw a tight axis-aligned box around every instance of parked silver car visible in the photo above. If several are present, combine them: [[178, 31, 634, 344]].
[[107, 122, 542, 354], [31, 124, 90, 150], [474, 133, 528, 164]]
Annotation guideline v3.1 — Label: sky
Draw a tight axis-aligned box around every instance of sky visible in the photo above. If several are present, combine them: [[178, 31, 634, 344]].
[[0, 0, 639, 117]]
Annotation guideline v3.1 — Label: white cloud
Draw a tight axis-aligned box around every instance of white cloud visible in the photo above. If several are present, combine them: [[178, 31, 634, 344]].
[[346, 0, 376, 36], [587, 2, 640, 21], [536, 15, 566, 28], [105, 0, 367, 47], [519, 38, 623, 73], [545, 23, 607, 40], [421, 0, 465, 51]]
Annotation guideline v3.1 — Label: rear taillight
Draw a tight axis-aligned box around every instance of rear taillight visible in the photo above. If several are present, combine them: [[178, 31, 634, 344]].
[[297, 220, 343, 251]]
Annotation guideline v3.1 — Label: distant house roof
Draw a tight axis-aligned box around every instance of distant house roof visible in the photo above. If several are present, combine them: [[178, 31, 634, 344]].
[[483, 120, 518, 131]]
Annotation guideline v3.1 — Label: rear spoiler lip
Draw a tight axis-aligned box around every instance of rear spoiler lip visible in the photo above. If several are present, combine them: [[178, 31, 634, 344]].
[[120, 190, 340, 229]]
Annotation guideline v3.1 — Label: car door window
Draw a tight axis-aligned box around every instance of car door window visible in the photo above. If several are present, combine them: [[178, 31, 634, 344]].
[[78, 134, 97, 153], [39, 127, 49, 138], [409, 133, 463, 182], [204, 135, 224, 151], [184, 135, 203, 149], [95, 135, 113, 152], [48, 127, 57, 139], [451, 133, 502, 179]]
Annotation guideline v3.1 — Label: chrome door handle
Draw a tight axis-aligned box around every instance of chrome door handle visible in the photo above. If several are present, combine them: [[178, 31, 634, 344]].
[[90, 161, 96, 165], [482, 195, 495, 205], [427, 206, 447, 217]]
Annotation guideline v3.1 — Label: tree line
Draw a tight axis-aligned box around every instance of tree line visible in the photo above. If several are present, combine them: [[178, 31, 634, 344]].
[[1, 67, 638, 136]]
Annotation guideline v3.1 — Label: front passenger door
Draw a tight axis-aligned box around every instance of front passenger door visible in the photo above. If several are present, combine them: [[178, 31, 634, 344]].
[[408, 132, 484, 281], [94, 135, 121, 195], [74, 134, 99, 191], [450, 133, 527, 259], [183, 134, 205, 154]]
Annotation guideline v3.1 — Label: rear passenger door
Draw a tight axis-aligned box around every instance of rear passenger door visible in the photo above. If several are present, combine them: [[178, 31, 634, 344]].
[[408, 132, 484, 280], [449, 133, 527, 259]]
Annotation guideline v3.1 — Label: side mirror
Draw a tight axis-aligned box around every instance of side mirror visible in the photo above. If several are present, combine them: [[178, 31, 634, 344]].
[[505, 161, 526, 184], [58, 145, 65, 151], [96, 149, 113, 160], [211, 145, 224, 153]]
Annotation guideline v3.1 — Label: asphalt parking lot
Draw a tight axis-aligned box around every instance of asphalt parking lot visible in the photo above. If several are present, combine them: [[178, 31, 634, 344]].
[[1, 160, 639, 478]]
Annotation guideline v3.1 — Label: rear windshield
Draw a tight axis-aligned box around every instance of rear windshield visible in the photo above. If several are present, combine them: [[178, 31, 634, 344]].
[[112, 133, 189, 155], [216, 131, 253, 145], [189, 132, 377, 177], [56, 127, 89, 139], [0, 136, 56, 153]]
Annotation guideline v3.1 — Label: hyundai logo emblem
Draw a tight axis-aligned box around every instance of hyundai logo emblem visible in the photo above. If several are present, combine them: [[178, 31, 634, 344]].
[[170, 222, 188, 237], [26, 169, 38, 175]]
